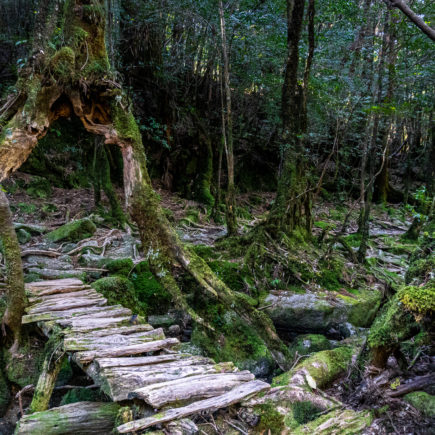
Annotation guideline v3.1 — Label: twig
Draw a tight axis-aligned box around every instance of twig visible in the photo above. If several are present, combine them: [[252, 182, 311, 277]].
[[224, 418, 248, 435]]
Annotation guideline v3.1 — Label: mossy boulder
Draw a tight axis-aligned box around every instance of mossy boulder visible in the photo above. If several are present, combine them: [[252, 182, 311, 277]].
[[92, 276, 147, 316], [274, 346, 354, 389], [104, 258, 134, 277], [289, 334, 332, 359], [16, 228, 31, 244], [265, 289, 381, 336], [46, 218, 97, 243], [404, 391, 435, 417]]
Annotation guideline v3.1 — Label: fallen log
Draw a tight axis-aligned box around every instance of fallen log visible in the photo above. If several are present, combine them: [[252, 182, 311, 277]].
[[16, 402, 121, 435], [388, 374, 435, 398], [117, 380, 269, 433], [130, 371, 255, 408]]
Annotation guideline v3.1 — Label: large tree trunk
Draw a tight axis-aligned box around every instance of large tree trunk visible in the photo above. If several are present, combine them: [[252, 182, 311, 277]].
[[0, 189, 26, 352], [264, 0, 312, 239], [0, 0, 288, 369]]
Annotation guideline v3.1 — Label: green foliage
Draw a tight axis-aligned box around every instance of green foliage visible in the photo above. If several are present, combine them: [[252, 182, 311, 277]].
[[397, 281, 435, 319], [318, 257, 344, 290], [404, 392, 435, 417], [92, 276, 147, 316], [60, 387, 106, 405], [208, 260, 245, 292], [46, 218, 97, 243], [292, 401, 323, 425], [129, 261, 172, 314]]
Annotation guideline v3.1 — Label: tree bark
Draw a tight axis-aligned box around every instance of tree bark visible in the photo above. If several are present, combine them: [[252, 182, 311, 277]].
[[384, 0, 435, 41], [218, 0, 237, 236], [0, 188, 26, 352]]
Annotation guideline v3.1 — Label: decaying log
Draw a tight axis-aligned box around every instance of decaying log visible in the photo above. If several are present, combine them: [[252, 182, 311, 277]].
[[117, 380, 270, 433], [29, 348, 66, 412], [75, 337, 180, 364], [130, 371, 255, 408], [16, 402, 121, 435], [388, 374, 435, 398]]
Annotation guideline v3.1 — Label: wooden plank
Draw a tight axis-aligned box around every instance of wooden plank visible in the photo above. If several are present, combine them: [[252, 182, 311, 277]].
[[60, 316, 133, 331], [22, 305, 131, 324], [28, 288, 99, 304], [117, 380, 270, 433], [75, 338, 180, 364], [130, 371, 255, 408], [16, 402, 120, 435], [64, 331, 165, 351], [28, 285, 91, 297], [101, 363, 236, 401], [95, 353, 203, 369], [26, 296, 107, 314], [26, 278, 84, 287], [67, 323, 155, 338]]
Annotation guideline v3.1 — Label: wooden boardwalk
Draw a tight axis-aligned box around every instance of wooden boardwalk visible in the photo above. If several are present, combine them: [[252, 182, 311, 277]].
[[17, 278, 270, 433]]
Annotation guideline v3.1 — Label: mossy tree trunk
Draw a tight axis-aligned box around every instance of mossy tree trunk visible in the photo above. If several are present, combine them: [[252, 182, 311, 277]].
[[0, 189, 26, 352], [263, 0, 312, 240], [0, 0, 288, 369]]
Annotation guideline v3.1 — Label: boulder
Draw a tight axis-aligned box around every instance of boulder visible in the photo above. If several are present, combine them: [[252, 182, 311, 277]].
[[46, 218, 96, 243], [289, 334, 332, 359], [265, 289, 381, 336], [404, 391, 435, 417]]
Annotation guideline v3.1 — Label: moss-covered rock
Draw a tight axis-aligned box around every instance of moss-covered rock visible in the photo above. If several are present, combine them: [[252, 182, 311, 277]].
[[265, 288, 381, 335], [46, 218, 97, 243], [104, 258, 134, 277], [16, 228, 31, 244], [404, 391, 435, 417], [291, 408, 373, 434], [92, 276, 147, 316], [289, 334, 332, 359]]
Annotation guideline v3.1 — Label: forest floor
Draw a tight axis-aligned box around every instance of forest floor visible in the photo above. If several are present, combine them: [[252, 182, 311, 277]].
[[1, 173, 434, 434]]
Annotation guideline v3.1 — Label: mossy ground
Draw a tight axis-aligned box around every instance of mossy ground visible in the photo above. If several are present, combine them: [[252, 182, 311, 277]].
[[46, 218, 96, 243]]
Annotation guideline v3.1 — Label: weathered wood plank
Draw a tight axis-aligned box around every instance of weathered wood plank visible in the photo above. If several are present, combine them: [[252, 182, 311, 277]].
[[130, 371, 255, 408], [75, 337, 180, 364], [95, 353, 203, 369], [22, 305, 131, 324], [26, 296, 107, 314], [16, 402, 121, 435], [60, 316, 133, 331], [101, 363, 236, 401], [64, 331, 165, 351], [67, 323, 155, 338], [28, 284, 92, 297], [28, 288, 100, 304], [117, 380, 270, 433]]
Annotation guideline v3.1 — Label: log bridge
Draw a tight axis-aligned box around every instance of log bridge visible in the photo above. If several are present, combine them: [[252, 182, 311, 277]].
[[16, 278, 270, 434]]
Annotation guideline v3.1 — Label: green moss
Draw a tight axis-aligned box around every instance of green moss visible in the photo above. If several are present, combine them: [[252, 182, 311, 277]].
[[405, 257, 435, 283], [253, 401, 287, 434], [292, 401, 323, 424], [274, 347, 353, 389], [317, 257, 344, 291], [397, 281, 435, 319], [368, 295, 418, 349], [105, 258, 134, 277], [292, 409, 373, 434], [130, 261, 171, 314], [288, 334, 332, 359], [342, 233, 362, 248], [208, 260, 245, 292], [190, 244, 218, 261], [112, 105, 142, 145], [60, 387, 106, 405], [26, 177, 52, 198], [404, 391, 435, 417], [49, 46, 75, 80], [17, 202, 37, 214], [92, 276, 147, 316], [347, 289, 382, 328], [46, 218, 97, 243], [16, 228, 31, 244], [314, 220, 336, 230]]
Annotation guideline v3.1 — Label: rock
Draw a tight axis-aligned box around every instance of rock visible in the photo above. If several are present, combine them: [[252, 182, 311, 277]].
[[265, 289, 381, 336], [404, 391, 435, 417], [24, 255, 73, 271], [26, 268, 86, 280], [14, 222, 47, 235], [46, 218, 97, 243], [289, 334, 332, 359], [148, 314, 178, 328], [168, 324, 181, 336], [16, 228, 31, 244]]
